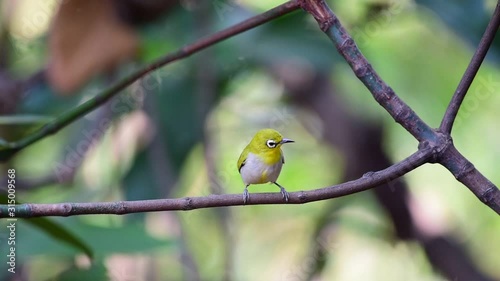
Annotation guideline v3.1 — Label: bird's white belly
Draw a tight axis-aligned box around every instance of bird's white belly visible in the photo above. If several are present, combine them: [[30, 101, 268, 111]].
[[240, 152, 283, 185]]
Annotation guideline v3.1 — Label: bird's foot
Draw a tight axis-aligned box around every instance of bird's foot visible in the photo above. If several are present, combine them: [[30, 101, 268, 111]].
[[273, 182, 289, 202], [243, 187, 249, 204], [280, 187, 289, 202]]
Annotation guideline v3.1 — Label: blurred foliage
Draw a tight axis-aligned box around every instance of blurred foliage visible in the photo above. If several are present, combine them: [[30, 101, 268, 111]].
[[416, 0, 500, 63], [0, 0, 499, 280], [0, 195, 93, 259]]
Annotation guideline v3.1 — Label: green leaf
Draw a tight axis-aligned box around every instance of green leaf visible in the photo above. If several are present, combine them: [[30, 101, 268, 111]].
[[15, 217, 174, 258], [0, 115, 53, 125], [51, 261, 108, 281], [28, 217, 94, 259], [0, 195, 93, 258], [70, 221, 174, 254]]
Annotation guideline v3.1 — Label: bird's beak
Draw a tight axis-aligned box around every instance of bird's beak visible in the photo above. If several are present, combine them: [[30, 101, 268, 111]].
[[281, 138, 294, 144]]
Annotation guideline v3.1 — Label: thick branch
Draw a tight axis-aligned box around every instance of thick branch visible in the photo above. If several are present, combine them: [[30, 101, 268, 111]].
[[0, 0, 301, 161], [440, 2, 500, 134], [439, 144, 500, 212], [0, 148, 432, 218], [300, 0, 434, 142]]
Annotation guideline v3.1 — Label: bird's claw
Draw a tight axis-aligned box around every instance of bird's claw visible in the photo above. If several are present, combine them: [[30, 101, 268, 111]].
[[273, 182, 289, 203], [243, 188, 249, 204], [280, 187, 289, 203]]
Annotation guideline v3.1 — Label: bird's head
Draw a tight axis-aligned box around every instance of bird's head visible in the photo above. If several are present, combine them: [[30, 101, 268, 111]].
[[250, 128, 294, 152]]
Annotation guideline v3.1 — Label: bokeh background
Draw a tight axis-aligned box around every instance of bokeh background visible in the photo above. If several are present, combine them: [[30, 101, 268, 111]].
[[0, 0, 499, 280]]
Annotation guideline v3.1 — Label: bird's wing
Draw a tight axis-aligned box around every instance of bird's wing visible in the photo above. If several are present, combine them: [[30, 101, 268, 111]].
[[237, 148, 248, 173]]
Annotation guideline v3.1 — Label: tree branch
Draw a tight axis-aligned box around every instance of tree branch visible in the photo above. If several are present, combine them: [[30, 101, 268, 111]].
[[439, 144, 500, 210], [300, 0, 435, 142], [440, 2, 500, 134], [0, 148, 432, 218], [300, 0, 500, 214], [0, 0, 301, 161]]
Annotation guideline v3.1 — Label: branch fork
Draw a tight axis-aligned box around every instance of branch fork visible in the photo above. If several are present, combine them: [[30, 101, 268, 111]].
[[302, 0, 500, 214]]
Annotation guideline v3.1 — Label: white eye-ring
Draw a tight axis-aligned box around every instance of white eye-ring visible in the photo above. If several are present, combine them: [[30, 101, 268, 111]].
[[266, 140, 277, 148]]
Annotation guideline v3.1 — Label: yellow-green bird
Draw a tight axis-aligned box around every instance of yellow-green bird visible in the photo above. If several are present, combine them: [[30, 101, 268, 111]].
[[237, 128, 294, 203]]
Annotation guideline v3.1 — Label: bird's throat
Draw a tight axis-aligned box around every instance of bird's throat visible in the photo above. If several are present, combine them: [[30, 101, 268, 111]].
[[257, 149, 282, 165]]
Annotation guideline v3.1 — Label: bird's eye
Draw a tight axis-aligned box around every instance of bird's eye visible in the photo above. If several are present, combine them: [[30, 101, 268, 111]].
[[266, 140, 277, 148]]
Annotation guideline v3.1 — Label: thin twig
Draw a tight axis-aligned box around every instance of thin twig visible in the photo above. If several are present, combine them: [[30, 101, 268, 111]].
[[0, 0, 301, 161], [440, 2, 500, 134], [0, 148, 432, 218]]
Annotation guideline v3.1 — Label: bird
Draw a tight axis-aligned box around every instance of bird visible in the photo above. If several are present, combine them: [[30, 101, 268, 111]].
[[237, 128, 294, 204]]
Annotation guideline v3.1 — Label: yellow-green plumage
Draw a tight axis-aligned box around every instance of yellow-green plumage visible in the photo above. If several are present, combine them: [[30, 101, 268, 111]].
[[237, 128, 294, 203]]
